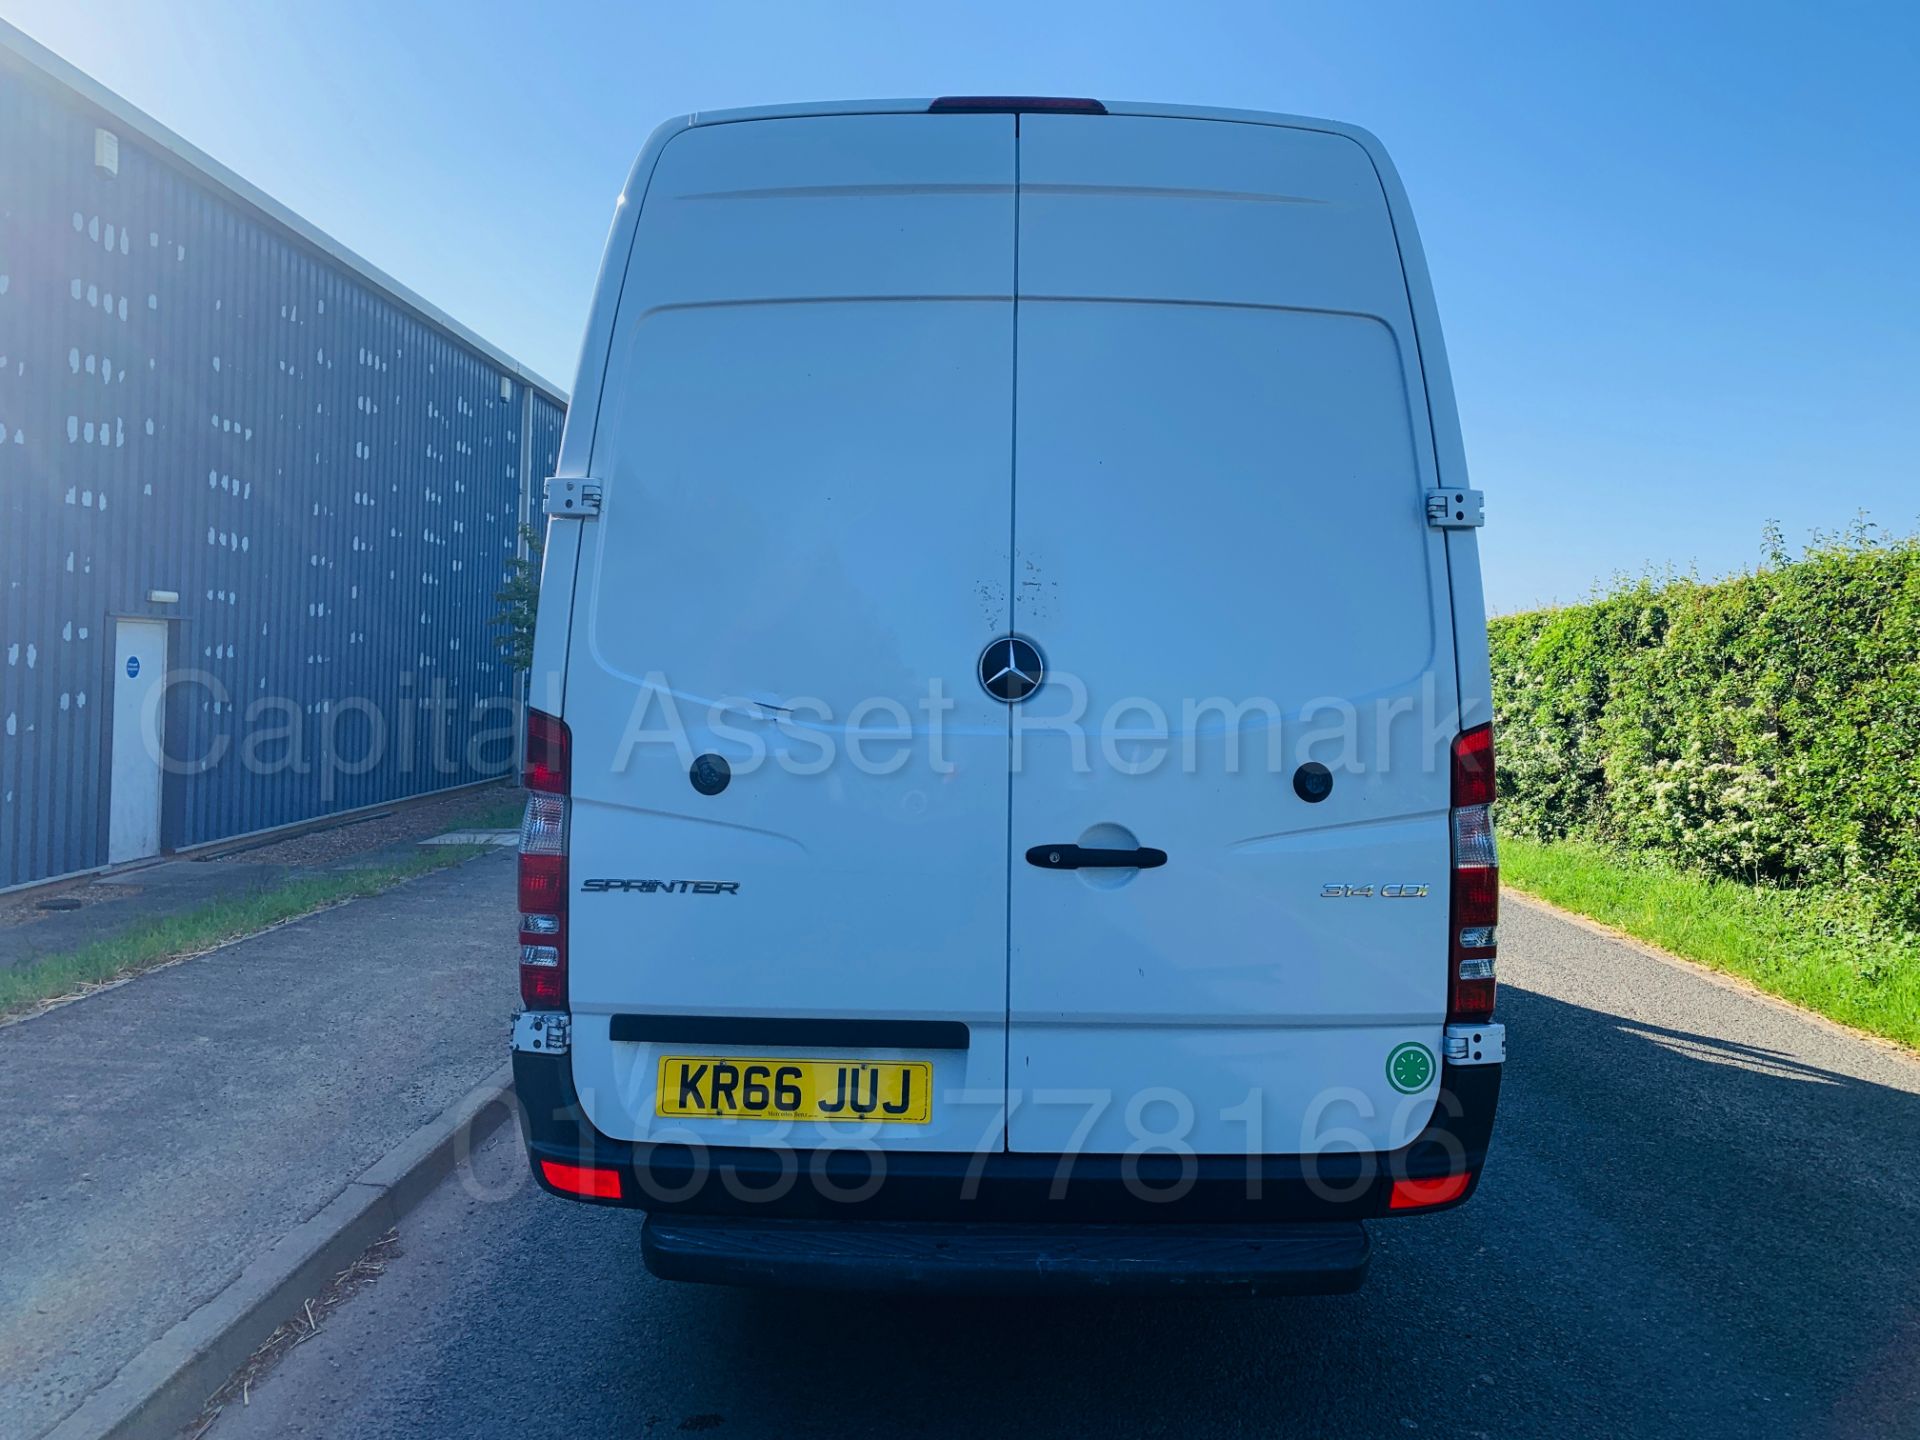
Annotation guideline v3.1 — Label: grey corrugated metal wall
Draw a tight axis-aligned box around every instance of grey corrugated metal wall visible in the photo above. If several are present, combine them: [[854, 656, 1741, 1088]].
[[0, 40, 567, 889]]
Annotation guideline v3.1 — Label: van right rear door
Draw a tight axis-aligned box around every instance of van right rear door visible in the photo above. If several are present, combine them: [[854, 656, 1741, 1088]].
[[1005, 114, 1459, 1156]]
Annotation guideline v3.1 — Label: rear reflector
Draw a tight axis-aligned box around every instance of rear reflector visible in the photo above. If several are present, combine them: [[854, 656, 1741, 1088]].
[[928, 95, 1107, 114], [540, 1159, 621, 1200], [1389, 1172, 1473, 1211]]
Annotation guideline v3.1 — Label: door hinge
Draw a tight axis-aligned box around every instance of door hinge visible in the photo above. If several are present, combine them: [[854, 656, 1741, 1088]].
[[1442, 1022, 1504, 1066], [1426, 488, 1485, 529], [512, 1010, 571, 1054], [544, 476, 603, 518]]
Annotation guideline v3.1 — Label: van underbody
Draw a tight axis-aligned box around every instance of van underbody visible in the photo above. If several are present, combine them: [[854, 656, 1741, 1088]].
[[513, 97, 1505, 1292]]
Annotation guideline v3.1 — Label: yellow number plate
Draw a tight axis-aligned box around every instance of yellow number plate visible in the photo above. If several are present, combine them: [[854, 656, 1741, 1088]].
[[656, 1056, 932, 1124]]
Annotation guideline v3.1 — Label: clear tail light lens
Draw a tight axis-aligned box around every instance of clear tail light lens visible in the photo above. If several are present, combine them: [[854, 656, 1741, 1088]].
[[1452, 803, 1497, 868], [1449, 726, 1498, 1022], [520, 709, 570, 1010]]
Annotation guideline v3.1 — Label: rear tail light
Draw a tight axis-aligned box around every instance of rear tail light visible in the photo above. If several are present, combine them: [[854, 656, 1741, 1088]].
[[1448, 724, 1498, 1022], [520, 709, 571, 1009]]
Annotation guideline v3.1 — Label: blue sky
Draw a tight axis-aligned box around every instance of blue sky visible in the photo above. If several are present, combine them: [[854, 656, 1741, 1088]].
[[6, 0, 1916, 613]]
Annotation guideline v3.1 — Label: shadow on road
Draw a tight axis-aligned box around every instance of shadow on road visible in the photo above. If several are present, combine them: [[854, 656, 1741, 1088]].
[[603, 984, 1920, 1438], [196, 969, 1920, 1440]]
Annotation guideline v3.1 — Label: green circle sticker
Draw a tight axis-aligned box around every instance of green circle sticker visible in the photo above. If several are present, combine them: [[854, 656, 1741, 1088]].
[[1386, 1042, 1436, 1094]]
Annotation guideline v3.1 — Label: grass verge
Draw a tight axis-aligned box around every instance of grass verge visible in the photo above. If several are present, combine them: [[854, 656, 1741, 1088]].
[[1502, 835, 1920, 1051], [457, 792, 527, 832], [0, 845, 489, 1020]]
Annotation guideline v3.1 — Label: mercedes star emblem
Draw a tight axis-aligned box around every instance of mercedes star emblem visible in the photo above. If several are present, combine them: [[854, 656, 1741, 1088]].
[[979, 636, 1044, 702]]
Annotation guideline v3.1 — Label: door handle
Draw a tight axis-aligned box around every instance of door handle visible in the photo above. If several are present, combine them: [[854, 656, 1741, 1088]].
[[1026, 844, 1167, 871]]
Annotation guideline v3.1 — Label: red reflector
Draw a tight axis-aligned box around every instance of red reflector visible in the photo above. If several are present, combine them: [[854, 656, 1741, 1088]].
[[524, 709, 571, 794], [929, 95, 1107, 114], [1451, 723, 1496, 807], [540, 1159, 621, 1199], [1390, 1172, 1473, 1211]]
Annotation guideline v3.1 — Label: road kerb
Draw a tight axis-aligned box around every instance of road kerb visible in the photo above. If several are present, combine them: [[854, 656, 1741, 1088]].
[[44, 1062, 516, 1440]]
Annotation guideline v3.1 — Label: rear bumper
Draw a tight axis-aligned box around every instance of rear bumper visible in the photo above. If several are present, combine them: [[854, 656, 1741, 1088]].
[[643, 1214, 1371, 1294], [512, 1044, 1500, 1226]]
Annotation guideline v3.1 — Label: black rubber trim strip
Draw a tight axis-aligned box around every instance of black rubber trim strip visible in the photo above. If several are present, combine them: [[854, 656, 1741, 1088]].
[[607, 1015, 971, 1051]]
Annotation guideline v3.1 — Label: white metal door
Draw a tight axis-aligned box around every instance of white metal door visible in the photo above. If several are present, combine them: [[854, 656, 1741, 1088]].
[[563, 113, 1019, 1152], [1006, 115, 1459, 1155], [109, 619, 167, 864]]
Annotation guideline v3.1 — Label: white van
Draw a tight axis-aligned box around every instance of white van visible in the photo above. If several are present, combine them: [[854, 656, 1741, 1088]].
[[512, 97, 1504, 1293]]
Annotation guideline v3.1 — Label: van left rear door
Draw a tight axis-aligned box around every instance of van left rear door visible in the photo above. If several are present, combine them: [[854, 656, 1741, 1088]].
[[563, 113, 1019, 1155]]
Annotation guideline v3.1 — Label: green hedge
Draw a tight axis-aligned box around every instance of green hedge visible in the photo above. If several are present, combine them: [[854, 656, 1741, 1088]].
[[1489, 525, 1920, 936]]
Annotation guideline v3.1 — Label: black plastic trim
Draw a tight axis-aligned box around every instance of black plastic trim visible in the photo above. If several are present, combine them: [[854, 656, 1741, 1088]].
[[606, 1015, 971, 1050]]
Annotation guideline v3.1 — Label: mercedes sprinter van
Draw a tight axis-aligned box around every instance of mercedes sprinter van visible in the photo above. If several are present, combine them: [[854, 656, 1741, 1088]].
[[512, 97, 1503, 1293]]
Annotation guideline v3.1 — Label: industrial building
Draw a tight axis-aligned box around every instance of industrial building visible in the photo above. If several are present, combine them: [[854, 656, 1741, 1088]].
[[0, 22, 566, 890]]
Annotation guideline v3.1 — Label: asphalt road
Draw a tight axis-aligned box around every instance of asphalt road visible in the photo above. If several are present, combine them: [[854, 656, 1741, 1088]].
[[204, 896, 1920, 1440]]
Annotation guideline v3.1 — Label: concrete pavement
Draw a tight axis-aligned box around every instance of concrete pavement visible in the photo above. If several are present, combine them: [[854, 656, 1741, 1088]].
[[196, 895, 1920, 1440], [0, 851, 516, 1440]]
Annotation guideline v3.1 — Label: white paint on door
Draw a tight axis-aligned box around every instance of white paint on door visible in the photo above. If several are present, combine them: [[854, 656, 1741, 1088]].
[[109, 619, 168, 863]]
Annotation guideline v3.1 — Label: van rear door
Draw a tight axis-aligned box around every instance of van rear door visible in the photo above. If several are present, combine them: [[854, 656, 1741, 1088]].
[[1006, 115, 1459, 1155], [562, 114, 1017, 1153]]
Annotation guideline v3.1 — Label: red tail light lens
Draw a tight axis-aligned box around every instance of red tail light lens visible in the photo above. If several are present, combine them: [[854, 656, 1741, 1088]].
[[1449, 726, 1498, 1022], [519, 850, 566, 914], [524, 708, 570, 795], [520, 709, 570, 1010], [521, 959, 566, 1008], [1452, 722, 1495, 807]]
